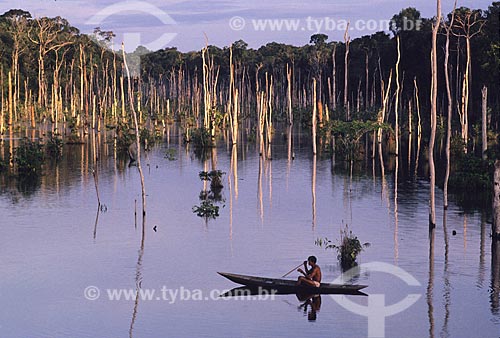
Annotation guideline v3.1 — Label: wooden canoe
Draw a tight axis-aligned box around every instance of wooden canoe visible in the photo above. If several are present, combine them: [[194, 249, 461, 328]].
[[218, 272, 367, 295]]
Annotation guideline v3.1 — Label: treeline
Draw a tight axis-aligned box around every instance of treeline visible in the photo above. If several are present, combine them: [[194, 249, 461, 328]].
[[0, 4, 498, 145], [0, 10, 121, 132], [138, 4, 499, 139]]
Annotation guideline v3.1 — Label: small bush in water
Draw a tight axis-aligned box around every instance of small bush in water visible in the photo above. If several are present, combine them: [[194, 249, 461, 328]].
[[45, 133, 63, 159], [188, 128, 213, 148], [316, 224, 369, 270], [15, 138, 45, 176]]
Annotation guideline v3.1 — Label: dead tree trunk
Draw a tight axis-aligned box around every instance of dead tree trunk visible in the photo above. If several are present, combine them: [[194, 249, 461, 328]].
[[228, 47, 238, 145], [395, 36, 401, 157], [377, 70, 392, 146], [8, 71, 13, 126], [202, 47, 210, 130], [287, 63, 293, 125], [444, 2, 456, 209], [414, 77, 422, 140], [454, 11, 486, 154], [0, 66, 4, 134], [408, 100, 412, 167], [343, 23, 350, 120], [312, 78, 317, 155], [429, 0, 441, 228], [462, 38, 470, 153], [266, 74, 273, 159], [365, 51, 369, 109], [482, 85, 488, 160], [122, 44, 146, 215], [120, 75, 125, 120], [332, 44, 337, 111]]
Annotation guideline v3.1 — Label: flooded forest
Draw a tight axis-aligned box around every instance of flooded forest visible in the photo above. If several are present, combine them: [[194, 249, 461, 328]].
[[0, 2, 499, 338]]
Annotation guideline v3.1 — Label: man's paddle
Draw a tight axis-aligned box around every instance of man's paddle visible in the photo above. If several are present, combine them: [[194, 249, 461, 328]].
[[282, 262, 305, 278]]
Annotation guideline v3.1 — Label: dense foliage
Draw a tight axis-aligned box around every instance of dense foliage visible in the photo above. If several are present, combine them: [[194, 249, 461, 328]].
[[0, 4, 498, 136]]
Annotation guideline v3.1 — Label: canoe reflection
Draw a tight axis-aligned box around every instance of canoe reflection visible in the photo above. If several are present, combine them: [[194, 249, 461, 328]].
[[220, 285, 367, 298], [220, 286, 367, 322]]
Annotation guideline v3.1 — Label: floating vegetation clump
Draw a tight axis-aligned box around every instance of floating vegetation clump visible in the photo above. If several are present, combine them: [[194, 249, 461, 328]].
[[192, 201, 220, 219], [199, 170, 225, 192], [193, 170, 226, 220], [164, 148, 177, 161]]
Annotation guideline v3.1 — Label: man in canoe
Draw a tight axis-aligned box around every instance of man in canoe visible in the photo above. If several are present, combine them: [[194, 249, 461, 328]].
[[296, 256, 322, 287]]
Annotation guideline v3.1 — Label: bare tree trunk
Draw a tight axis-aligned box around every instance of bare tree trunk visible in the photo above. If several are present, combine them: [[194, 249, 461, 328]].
[[256, 64, 262, 131], [79, 45, 85, 126], [408, 100, 412, 168], [38, 46, 44, 106], [122, 44, 146, 215], [12, 51, 18, 123], [266, 75, 273, 159], [356, 79, 361, 113], [429, 0, 441, 228], [30, 93, 35, 129], [482, 85, 488, 160], [312, 78, 317, 155], [365, 51, 369, 109], [287, 63, 293, 125], [201, 44, 219, 137], [50, 83, 55, 125], [344, 23, 350, 120], [377, 70, 392, 146], [0, 65, 4, 134], [91, 131, 101, 206], [461, 39, 470, 153], [371, 130, 376, 159], [8, 71, 13, 126], [258, 91, 265, 157], [120, 75, 126, 121], [453, 10, 487, 152], [113, 52, 118, 123], [395, 36, 401, 157], [444, 3, 456, 209], [378, 57, 383, 105], [332, 44, 337, 111], [455, 37, 461, 108], [414, 77, 422, 140], [232, 89, 239, 145], [228, 47, 238, 145]]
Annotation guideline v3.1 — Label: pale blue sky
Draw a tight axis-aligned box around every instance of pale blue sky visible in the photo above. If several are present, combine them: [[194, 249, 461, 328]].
[[1, 0, 494, 51]]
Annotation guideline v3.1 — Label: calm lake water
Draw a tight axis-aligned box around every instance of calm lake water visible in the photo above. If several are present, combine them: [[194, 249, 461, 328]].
[[0, 125, 499, 338]]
